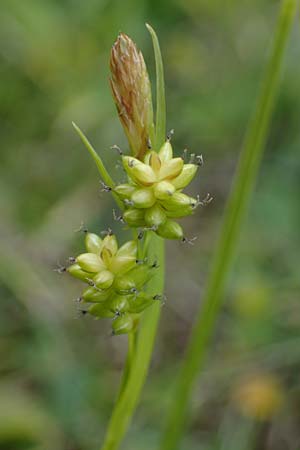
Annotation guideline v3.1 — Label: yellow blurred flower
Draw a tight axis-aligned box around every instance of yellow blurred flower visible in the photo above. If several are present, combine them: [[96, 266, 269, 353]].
[[233, 373, 284, 420]]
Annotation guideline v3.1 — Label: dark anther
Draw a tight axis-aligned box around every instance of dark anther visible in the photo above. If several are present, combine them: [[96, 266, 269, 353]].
[[138, 230, 144, 240], [68, 256, 76, 264], [196, 154, 204, 166], [198, 193, 213, 207], [128, 159, 135, 168], [73, 297, 83, 303], [181, 236, 198, 245], [113, 209, 125, 223], [110, 144, 123, 155], [54, 263, 67, 274], [151, 260, 159, 269], [74, 221, 88, 234], [167, 129, 174, 141], [86, 278, 102, 292], [99, 180, 112, 192], [153, 294, 167, 305], [101, 228, 114, 237], [147, 137, 152, 149]]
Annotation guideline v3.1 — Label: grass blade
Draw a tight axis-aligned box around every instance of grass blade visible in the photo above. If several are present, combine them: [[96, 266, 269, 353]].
[[160, 1, 297, 449], [72, 122, 124, 210], [146, 23, 166, 149]]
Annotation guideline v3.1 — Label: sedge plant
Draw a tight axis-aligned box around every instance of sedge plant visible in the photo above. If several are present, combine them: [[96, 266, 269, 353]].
[[60, 0, 296, 446], [62, 24, 205, 450]]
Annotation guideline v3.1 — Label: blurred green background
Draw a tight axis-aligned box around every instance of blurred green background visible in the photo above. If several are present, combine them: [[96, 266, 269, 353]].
[[1, 0, 300, 449]]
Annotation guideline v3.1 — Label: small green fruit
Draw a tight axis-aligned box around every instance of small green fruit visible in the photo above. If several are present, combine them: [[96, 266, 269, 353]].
[[77, 253, 104, 272], [67, 264, 91, 281], [157, 220, 183, 240], [85, 233, 102, 254], [144, 204, 167, 227], [112, 314, 134, 335]]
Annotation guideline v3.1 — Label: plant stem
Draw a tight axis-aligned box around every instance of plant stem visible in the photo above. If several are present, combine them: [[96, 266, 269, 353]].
[[100, 24, 166, 450], [117, 332, 136, 400], [159, 1, 297, 449], [100, 234, 164, 450]]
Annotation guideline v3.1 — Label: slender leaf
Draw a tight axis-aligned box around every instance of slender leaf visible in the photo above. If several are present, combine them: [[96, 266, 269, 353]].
[[72, 122, 124, 210], [160, 1, 297, 449], [146, 23, 166, 149]]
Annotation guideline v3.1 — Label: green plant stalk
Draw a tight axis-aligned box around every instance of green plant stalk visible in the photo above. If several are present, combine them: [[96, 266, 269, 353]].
[[100, 25, 166, 450], [160, 1, 297, 449], [100, 234, 164, 450]]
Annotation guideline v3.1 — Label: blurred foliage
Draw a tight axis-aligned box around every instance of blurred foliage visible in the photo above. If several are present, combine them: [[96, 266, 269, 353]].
[[0, 0, 300, 449]]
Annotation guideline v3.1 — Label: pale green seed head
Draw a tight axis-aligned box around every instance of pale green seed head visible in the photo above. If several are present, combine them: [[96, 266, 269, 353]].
[[109, 255, 136, 275], [159, 157, 184, 181], [172, 164, 198, 190], [77, 253, 105, 273], [88, 302, 115, 319], [128, 292, 154, 314], [157, 220, 183, 240], [114, 183, 136, 199], [161, 192, 197, 211], [109, 294, 131, 314], [122, 156, 156, 186], [102, 234, 118, 256], [158, 141, 173, 162], [144, 204, 167, 227], [67, 264, 91, 281], [93, 270, 114, 289], [112, 313, 134, 335], [82, 286, 112, 303], [123, 208, 146, 227], [131, 188, 156, 208], [154, 181, 175, 200], [85, 233, 103, 254]]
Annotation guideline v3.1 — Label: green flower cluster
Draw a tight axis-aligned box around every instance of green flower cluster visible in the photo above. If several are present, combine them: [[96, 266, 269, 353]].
[[67, 232, 159, 334], [114, 140, 200, 239]]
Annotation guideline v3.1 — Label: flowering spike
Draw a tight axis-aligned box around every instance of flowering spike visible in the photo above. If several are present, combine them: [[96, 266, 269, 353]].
[[110, 33, 155, 160]]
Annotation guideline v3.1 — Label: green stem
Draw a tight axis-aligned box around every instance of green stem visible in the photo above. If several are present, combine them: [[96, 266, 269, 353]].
[[160, 1, 297, 449], [100, 24, 166, 450], [117, 332, 136, 401], [100, 234, 165, 450]]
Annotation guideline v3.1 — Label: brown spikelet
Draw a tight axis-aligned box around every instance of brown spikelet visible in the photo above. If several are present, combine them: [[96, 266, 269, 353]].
[[110, 33, 154, 160]]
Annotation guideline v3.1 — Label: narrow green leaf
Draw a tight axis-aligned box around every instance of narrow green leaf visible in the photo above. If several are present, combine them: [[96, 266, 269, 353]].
[[146, 23, 166, 149], [160, 1, 297, 449], [72, 122, 124, 210]]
